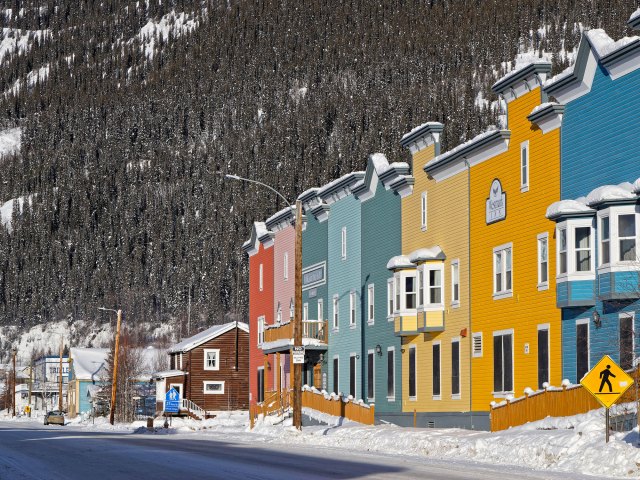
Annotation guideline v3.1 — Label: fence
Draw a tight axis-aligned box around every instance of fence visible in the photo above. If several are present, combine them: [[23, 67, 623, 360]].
[[491, 368, 640, 432]]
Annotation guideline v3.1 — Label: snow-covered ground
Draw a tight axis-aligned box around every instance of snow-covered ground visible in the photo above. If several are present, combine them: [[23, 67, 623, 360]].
[[4, 403, 636, 478]]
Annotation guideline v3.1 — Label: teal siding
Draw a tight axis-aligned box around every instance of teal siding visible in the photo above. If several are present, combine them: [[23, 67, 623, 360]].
[[327, 195, 362, 398], [361, 181, 402, 413]]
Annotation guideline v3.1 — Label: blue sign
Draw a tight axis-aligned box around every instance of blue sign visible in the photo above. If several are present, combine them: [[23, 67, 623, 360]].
[[165, 387, 180, 413]]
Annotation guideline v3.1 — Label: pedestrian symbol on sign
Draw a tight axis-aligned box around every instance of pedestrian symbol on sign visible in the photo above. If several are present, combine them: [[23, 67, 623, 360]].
[[598, 365, 617, 393]]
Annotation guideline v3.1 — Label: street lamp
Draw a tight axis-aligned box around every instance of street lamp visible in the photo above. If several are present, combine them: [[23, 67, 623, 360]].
[[222, 172, 303, 430], [99, 307, 122, 425]]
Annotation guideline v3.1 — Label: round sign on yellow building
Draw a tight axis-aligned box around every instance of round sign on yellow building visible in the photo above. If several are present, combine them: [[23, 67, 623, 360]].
[[580, 355, 634, 409]]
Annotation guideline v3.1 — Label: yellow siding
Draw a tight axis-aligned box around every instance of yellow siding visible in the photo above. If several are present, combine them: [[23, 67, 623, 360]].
[[469, 88, 561, 412], [401, 142, 471, 413]]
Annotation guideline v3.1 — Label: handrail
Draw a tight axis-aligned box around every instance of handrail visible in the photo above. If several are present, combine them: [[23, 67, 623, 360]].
[[181, 398, 205, 419]]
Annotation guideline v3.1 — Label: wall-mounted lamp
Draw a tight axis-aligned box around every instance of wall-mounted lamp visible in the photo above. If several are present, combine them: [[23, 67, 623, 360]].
[[401, 348, 406, 354], [375, 344, 382, 357], [319, 353, 326, 365], [592, 310, 601, 328], [266, 361, 271, 370]]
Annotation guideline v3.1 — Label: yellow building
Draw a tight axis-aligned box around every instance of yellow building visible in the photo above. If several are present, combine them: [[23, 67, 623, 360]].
[[466, 62, 563, 413], [387, 122, 481, 428]]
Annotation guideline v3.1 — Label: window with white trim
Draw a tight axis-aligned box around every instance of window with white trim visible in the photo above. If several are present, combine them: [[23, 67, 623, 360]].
[[421, 191, 428, 230], [203, 381, 225, 394], [408, 345, 417, 399], [367, 350, 375, 401], [425, 264, 444, 307], [417, 266, 424, 308], [259, 263, 263, 291], [405, 275, 416, 309], [395, 276, 401, 312], [537, 233, 548, 289], [575, 227, 591, 272], [493, 330, 513, 394], [537, 324, 549, 389], [493, 244, 512, 298], [387, 347, 395, 400], [203, 349, 220, 371], [333, 356, 339, 394], [341, 227, 347, 260], [558, 227, 567, 275], [332, 295, 339, 329], [451, 338, 461, 398], [576, 319, 589, 381], [303, 303, 309, 322], [432, 341, 441, 399], [556, 220, 595, 279], [600, 216, 610, 265], [472, 332, 483, 357], [620, 312, 634, 370], [367, 284, 375, 324], [257, 316, 265, 345], [597, 207, 639, 268], [387, 279, 394, 317], [317, 298, 324, 322], [276, 303, 282, 323], [520, 140, 529, 192], [349, 291, 356, 326], [289, 299, 294, 320], [618, 214, 636, 261], [451, 260, 460, 306], [283, 252, 288, 281]]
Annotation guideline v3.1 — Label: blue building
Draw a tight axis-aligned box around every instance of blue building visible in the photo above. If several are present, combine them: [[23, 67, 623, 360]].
[[544, 21, 640, 381]]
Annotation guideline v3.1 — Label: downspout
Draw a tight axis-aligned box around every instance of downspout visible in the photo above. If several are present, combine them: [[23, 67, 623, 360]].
[[465, 158, 473, 429]]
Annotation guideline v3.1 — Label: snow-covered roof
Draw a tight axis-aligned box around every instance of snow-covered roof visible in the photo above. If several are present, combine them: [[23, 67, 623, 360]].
[[386, 255, 415, 270], [630, 8, 640, 29], [585, 183, 636, 206], [169, 321, 249, 353], [425, 129, 510, 173], [317, 171, 365, 203], [265, 206, 295, 231], [408, 246, 445, 263], [546, 199, 594, 220], [369, 153, 391, 176], [491, 61, 551, 94], [529, 102, 558, 117], [242, 221, 273, 255], [153, 369, 185, 378], [70, 348, 109, 381], [633, 177, 640, 194]]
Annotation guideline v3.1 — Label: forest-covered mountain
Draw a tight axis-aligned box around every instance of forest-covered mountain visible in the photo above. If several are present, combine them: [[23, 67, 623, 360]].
[[0, 0, 638, 349]]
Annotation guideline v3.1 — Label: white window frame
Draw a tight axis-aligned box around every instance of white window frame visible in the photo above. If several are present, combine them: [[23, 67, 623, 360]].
[[332, 295, 339, 330], [493, 243, 513, 299], [537, 233, 549, 290], [283, 252, 289, 281], [432, 340, 441, 401], [597, 207, 640, 273], [169, 383, 183, 398], [393, 270, 418, 314], [451, 259, 460, 307], [349, 352, 358, 398], [472, 332, 483, 358], [576, 318, 590, 380], [537, 323, 551, 388], [289, 299, 294, 321], [408, 344, 417, 401], [599, 213, 611, 267], [367, 349, 375, 402], [203, 381, 225, 395], [520, 140, 529, 192], [617, 211, 637, 263], [619, 312, 635, 370], [425, 263, 444, 310], [492, 328, 514, 397], [259, 263, 263, 291], [387, 346, 396, 402], [367, 284, 375, 325], [257, 315, 265, 346], [387, 278, 394, 319], [341, 226, 347, 260], [203, 348, 220, 371], [317, 298, 324, 322], [556, 219, 595, 282], [276, 303, 282, 324], [451, 337, 461, 400], [332, 355, 340, 394], [421, 191, 428, 231], [349, 291, 356, 327], [303, 303, 309, 322], [417, 265, 424, 309]]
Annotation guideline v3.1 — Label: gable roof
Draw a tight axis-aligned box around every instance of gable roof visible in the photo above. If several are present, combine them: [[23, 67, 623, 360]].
[[242, 221, 274, 256], [169, 321, 249, 353], [352, 153, 413, 201], [70, 348, 109, 381]]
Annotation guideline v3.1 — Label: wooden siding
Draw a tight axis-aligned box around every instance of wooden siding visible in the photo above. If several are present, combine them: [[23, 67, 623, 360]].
[[470, 88, 561, 411], [170, 328, 249, 411], [559, 62, 640, 382], [273, 226, 295, 390], [400, 142, 472, 414], [249, 241, 274, 405]]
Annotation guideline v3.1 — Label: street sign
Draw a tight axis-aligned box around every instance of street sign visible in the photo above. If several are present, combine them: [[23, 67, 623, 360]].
[[164, 387, 180, 413], [292, 346, 305, 364], [580, 355, 634, 409]]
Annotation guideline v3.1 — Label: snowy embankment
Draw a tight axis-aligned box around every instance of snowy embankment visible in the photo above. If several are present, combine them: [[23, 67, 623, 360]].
[[14, 404, 636, 479]]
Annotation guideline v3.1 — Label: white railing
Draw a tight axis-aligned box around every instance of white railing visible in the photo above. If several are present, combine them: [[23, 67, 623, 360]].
[[181, 398, 205, 419]]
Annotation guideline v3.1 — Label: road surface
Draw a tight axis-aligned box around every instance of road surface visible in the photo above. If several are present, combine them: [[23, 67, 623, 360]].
[[0, 420, 615, 479]]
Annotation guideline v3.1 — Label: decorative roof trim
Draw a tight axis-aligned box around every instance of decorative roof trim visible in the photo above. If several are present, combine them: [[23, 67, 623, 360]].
[[317, 171, 365, 205], [400, 122, 444, 154], [527, 103, 565, 134], [491, 62, 552, 101], [310, 203, 330, 223], [265, 206, 295, 232], [242, 222, 273, 257], [629, 8, 640, 30]]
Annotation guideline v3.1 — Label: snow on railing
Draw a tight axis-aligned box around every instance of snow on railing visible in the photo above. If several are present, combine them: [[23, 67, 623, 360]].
[[301, 385, 374, 424]]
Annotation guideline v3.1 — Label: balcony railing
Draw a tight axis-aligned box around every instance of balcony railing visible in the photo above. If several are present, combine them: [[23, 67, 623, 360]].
[[263, 320, 328, 348]]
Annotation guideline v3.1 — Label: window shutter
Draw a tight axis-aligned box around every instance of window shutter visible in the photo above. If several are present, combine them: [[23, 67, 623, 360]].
[[472, 333, 483, 357]]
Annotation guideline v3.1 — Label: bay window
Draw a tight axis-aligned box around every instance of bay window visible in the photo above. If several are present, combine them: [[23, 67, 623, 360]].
[[405, 275, 416, 309], [618, 214, 636, 261], [600, 216, 610, 265], [597, 208, 639, 268], [390, 270, 419, 314], [423, 263, 444, 308], [555, 220, 595, 280], [575, 227, 591, 272]]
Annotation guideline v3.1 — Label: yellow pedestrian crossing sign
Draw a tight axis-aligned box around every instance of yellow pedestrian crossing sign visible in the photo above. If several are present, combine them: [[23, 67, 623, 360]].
[[580, 355, 634, 408]]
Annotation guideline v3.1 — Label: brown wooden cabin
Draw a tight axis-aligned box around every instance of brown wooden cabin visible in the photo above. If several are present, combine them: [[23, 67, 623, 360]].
[[154, 321, 249, 418]]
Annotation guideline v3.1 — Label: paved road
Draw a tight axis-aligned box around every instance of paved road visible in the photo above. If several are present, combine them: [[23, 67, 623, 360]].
[[0, 421, 613, 480]]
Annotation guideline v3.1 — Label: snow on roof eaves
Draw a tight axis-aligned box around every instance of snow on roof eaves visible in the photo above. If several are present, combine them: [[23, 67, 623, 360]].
[[317, 171, 365, 201], [297, 187, 320, 203], [630, 8, 640, 29], [386, 255, 415, 270], [408, 247, 445, 263], [528, 102, 565, 121], [424, 129, 510, 173], [546, 199, 594, 220], [585, 183, 637, 207], [633, 177, 640, 194], [242, 221, 273, 255], [169, 321, 249, 353], [70, 348, 109, 380], [491, 61, 552, 94], [154, 369, 185, 378], [400, 122, 444, 147], [265, 206, 295, 230]]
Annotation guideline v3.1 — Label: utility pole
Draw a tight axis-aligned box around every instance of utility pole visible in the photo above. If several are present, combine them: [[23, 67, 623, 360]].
[[58, 336, 64, 412], [12, 348, 16, 417], [28, 359, 33, 413], [292, 200, 303, 430], [109, 309, 122, 425]]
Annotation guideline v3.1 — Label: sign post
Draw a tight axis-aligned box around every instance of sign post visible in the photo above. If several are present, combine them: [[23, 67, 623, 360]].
[[580, 355, 634, 443], [292, 346, 305, 365]]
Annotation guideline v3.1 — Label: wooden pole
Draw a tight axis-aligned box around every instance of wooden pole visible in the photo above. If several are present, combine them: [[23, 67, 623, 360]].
[[12, 349, 16, 417], [58, 336, 63, 411], [293, 200, 303, 430], [28, 359, 32, 414], [109, 309, 122, 425]]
